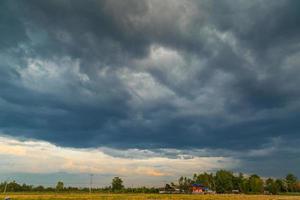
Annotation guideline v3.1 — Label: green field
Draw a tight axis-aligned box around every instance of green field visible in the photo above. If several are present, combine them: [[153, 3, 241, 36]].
[[0, 193, 300, 200]]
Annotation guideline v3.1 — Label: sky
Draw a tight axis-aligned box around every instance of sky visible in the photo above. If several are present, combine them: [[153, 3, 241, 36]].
[[0, 0, 300, 187]]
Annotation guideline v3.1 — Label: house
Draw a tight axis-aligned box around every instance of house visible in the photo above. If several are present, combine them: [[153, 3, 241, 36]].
[[159, 184, 181, 194], [191, 184, 208, 194]]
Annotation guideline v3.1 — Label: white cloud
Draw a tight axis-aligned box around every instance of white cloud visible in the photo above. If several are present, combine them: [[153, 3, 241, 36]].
[[0, 135, 239, 179]]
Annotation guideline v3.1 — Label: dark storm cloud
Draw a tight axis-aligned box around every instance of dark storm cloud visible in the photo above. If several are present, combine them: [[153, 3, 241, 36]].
[[0, 0, 300, 170]]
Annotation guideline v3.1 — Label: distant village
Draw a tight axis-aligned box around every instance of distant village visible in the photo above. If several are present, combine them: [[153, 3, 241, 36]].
[[159, 183, 215, 194]]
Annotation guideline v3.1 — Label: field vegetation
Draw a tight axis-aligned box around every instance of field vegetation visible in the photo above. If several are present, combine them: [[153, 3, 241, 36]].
[[1, 193, 300, 200]]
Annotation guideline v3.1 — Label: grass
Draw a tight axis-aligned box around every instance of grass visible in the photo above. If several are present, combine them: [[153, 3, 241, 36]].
[[0, 193, 300, 200]]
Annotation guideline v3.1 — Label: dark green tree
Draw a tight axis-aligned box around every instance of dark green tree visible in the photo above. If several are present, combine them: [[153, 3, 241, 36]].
[[164, 183, 174, 192], [240, 178, 250, 193], [248, 174, 263, 193], [275, 179, 287, 193], [34, 185, 45, 191], [286, 173, 298, 192], [111, 177, 124, 191], [56, 181, 64, 192], [215, 170, 234, 193], [232, 173, 244, 192], [265, 178, 279, 194]]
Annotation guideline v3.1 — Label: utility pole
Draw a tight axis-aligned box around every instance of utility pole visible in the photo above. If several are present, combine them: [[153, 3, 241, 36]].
[[3, 181, 8, 194], [3, 179, 10, 200], [89, 174, 93, 194]]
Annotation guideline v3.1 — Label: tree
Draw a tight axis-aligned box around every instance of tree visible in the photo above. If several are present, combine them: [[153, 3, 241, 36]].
[[248, 174, 263, 193], [193, 172, 215, 191], [34, 185, 45, 192], [265, 178, 273, 191], [265, 178, 279, 194], [296, 182, 300, 192], [56, 181, 64, 191], [286, 173, 298, 192], [275, 179, 287, 193], [178, 176, 192, 193], [232, 173, 244, 192], [111, 177, 124, 191], [164, 183, 173, 192], [240, 178, 250, 193], [215, 170, 234, 193], [5, 181, 22, 192]]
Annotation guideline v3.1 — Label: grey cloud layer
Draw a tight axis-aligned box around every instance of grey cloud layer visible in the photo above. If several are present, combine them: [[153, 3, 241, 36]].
[[1, 0, 300, 170]]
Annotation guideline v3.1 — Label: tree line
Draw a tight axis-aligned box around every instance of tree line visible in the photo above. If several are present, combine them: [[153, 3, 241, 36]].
[[173, 170, 300, 194], [0, 177, 158, 193], [1, 171, 299, 194]]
